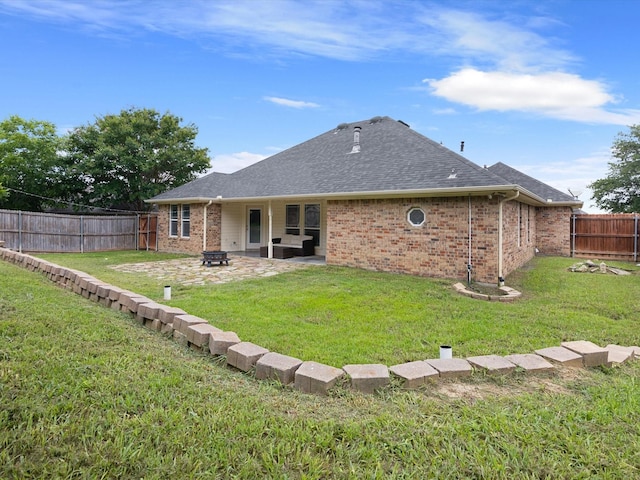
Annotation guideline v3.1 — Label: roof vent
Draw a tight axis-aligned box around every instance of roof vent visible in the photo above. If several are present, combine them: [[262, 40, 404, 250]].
[[336, 123, 349, 132], [348, 126, 361, 154], [369, 116, 384, 124], [397, 120, 410, 128]]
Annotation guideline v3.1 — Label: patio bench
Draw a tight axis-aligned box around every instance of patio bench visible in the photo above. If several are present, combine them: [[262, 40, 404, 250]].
[[202, 250, 229, 266]]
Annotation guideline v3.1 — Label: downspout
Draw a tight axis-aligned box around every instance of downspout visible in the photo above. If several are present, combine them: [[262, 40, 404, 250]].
[[467, 195, 472, 287], [202, 200, 213, 252], [268, 201, 273, 258], [497, 191, 519, 286]]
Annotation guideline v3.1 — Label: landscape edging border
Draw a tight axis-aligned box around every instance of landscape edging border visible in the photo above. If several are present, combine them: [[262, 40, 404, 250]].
[[2, 247, 638, 396]]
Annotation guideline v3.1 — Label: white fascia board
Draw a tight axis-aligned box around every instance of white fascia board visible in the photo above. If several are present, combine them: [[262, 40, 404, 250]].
[[145, 185, 582, 208]]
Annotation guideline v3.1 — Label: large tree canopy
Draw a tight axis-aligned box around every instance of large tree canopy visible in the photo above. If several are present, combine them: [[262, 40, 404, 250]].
[[0, 115, 61, 211], [590, 125, 640, 213], [61, 108, 211, 212]]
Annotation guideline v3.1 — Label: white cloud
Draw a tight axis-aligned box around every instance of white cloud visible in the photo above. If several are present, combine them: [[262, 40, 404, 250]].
[[208, 151, 266, 174], [4, 1, 638, 126], [417, 9, 575, 72], [426, 69, 640, 125], [264, 96, 320, 109], [1, 1, 556, 65], [432, 107, 457, 115], [0, 0, 406, 60]]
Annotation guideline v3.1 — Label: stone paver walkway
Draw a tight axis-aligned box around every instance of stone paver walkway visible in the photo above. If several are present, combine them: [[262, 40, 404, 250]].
[[109, 255, 318, 286]]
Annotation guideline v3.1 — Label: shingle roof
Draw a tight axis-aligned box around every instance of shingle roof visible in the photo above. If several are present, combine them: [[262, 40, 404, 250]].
[[148, 116, 580, 206], [487, 162, 577, 203]]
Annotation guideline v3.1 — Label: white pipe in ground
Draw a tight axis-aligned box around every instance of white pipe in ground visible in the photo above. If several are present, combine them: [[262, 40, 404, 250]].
[[440, 345, 453, 359]]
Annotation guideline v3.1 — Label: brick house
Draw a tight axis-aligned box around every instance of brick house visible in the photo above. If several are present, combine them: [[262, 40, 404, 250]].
[[146, 116, 582, 284]]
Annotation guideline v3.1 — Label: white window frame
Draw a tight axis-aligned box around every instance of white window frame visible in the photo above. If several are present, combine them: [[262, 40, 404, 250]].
[[181, 204, 191, 238], [169, 204, 191, 238], [304, 203, 321, 246], [169, 204, 179, 237], [407, 207, 426, 227], [517, 203, 522, 247], [286, 204, 300, 235]]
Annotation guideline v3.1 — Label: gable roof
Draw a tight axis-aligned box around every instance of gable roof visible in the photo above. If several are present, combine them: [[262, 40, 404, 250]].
[[148, 116, 582, 207]]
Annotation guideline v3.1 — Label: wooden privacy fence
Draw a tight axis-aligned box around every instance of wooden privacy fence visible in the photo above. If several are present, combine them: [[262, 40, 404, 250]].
[[571, 214, 640, 262], [0, 209, 158, 253]]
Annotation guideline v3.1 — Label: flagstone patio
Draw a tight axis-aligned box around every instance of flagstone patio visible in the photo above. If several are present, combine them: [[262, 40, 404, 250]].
[[108, 253, 324, 286]]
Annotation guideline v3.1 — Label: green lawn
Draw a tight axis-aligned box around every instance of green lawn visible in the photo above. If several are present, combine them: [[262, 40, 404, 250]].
[[1, 256, 640, 478], [36, 251, 640, 366]]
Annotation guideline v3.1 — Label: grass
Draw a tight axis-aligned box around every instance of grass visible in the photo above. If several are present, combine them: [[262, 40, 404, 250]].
[[1, 257, 640, 478], [37, 251, 640, 366]]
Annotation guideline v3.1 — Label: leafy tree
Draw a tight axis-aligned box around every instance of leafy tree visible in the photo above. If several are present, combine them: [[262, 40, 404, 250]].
[[0, 115, 61, 211], [590, 125, 640, 213], [61, 108, 211, 211]]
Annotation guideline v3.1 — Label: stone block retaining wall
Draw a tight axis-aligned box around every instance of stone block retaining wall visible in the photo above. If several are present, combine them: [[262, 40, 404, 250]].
[[2, 246, 638, 396]]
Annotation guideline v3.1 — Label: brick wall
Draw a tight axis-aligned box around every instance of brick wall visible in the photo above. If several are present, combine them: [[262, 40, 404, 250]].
[[536, 206, 572, 256], [205, 203, 222, 252], [157, 203, 222, 255], [152, 198, 572, 283], [326, 197, 503, 283], [501, 202, 537, 280]]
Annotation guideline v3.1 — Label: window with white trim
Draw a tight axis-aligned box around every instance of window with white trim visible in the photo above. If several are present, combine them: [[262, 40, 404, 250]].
[[304, 204, 320, 246], [518, 203, 522, 247], [169, 204, 191, 238], [169, 204, 179, 237], [526, 205, 531, 244], [286, 204, 300, 235], [181, 204, 191, 237], [407, 207, 425, 227]]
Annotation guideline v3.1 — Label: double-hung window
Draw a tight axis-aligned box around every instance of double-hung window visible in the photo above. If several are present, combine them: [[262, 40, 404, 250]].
[[285, 203, 321, 246], [169, 204, 191, 238], [181, 205, 191, 237], [304, 204, 320, 246], [169, 205, 179, 237], [286, 204, 300, 235]]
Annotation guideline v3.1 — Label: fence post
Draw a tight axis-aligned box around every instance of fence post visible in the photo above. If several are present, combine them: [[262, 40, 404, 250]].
[[571, 214, 576, 258], [18, 210, 23, 253], [635, 214, 638, 263], [80, 215, 84, 253], [146, 214, 151, 251]]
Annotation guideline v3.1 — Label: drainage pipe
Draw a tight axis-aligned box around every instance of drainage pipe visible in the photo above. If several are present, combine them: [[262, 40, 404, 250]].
[[467, 195, 472, 286], [202, 200, 213, 252], [497, 191, 520, 286], [268, 201, 273, 258]]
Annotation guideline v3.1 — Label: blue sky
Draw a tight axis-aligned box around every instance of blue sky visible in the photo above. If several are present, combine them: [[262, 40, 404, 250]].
[[2, 1, 639, 212]]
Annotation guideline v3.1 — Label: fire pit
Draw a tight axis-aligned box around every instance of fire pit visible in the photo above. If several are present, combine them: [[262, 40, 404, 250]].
[[201, 251, 229, 266]]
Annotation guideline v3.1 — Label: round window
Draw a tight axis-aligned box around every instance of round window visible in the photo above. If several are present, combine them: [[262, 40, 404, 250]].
[[407, 207, 425, 227]]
